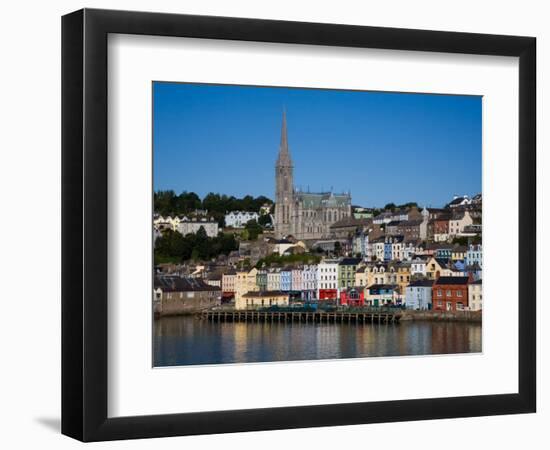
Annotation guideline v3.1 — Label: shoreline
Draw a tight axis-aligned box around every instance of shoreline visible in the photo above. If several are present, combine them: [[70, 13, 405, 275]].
[[155, 309, 482, 323]]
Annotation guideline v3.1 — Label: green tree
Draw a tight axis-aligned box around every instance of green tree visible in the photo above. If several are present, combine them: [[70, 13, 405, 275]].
[[258, 214, 272, 227], [244, 219, 263, 241], [154, 190, 177, 216]]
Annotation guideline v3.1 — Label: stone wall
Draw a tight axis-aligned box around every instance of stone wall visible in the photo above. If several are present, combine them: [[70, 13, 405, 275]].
[[400, 309, 482, 323], [158, 290, 221, 316]]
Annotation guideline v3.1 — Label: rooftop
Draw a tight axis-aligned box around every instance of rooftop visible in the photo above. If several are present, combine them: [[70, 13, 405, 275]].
[[408, 279, 434, 288], [154, 275, 221, 292], [434, 276, 470, 285]]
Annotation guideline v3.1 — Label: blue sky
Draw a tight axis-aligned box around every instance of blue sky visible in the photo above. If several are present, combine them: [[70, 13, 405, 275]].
[[153, 82, 481, 208]]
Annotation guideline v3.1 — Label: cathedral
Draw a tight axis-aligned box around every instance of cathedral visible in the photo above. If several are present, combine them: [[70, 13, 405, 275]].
[[274, 111, 352, 240]]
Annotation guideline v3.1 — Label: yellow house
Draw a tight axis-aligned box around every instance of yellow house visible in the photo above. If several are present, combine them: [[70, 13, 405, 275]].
[[363, 262, 391, 286], [234, 270, 249, 303], [451, 246, 468, 261], [355, 266, 368, 287], [246, 268, 259, 294], [426, 257, 453, 279], [234, 268, 259, 304], [235, 291, 290, 310], [393, 262, 411, 292]]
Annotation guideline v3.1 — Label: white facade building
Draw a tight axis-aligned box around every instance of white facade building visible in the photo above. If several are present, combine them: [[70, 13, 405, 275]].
[[224, 211, 260, 228], [316, 260, 339, 296], [405, 280, 434, 310], [449, 211, 473, 236], [371, 239, 385, 261], [468, 279, 483, 311], [465, 244, 483, 268], [302, 265, 318, 299], [267, 269, 281, 291], [410, 257, 428, 277]]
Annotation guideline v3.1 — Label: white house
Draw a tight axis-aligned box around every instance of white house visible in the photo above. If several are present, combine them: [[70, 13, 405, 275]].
[[316, 259, 339, 297], [448, 195, 473, 208], [371, 238, 385, 261], [153, 214, 183, 232], [405, 279, 434, 310], [465, 244, 483, 268], [302, 265, 318, 300], [410, 256, 428, 277], [468, 279, 483, 311], [224, 211, 260, 228], [449, 211, 473, 236], [266, 268, 281, 291], [402, 241, 424, 261]]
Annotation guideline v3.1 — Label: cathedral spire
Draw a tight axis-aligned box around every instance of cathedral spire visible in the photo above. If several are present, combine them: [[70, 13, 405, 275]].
[[277, 109, 292, 167]]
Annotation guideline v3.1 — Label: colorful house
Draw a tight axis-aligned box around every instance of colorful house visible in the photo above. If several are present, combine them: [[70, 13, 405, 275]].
[[432, 276, 472, 311], [221, 269, 236, 297], [338, 257, 362, 290], [451, 245, 468, 262], [291, 267, 304, 292], [340, 287, 365, 306], [434, 245, 454, 261], [280, 267, 293, 292], [256, 269, 268, 292], [317, 259, 339, 300], [236, 291, 289, 310], [354, 266, 368, 287], [365, 284, 400, 307], [302, 265, 318, 300]]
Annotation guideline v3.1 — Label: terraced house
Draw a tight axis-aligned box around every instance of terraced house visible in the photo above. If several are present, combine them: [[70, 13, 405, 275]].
[[338, 257, 362, 290]]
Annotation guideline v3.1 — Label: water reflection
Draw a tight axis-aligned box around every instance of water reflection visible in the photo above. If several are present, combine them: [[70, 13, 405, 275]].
[[154, 316, 482, 367]]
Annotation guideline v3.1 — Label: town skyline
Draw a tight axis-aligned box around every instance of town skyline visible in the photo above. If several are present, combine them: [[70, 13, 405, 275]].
[[153, 82, 482, 208]]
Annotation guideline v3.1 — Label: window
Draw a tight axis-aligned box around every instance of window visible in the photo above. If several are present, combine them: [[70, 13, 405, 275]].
[[446, 290, 451, 296], [437, 289, 442, 297], [457, 290, 462, 297]]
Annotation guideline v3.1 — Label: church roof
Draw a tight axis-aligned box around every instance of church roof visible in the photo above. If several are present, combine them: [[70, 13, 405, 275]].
[[296, 191, 351, 208]]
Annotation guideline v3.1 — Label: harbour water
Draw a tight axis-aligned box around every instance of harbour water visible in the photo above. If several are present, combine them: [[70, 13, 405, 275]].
[[153, 315, 482, 367]]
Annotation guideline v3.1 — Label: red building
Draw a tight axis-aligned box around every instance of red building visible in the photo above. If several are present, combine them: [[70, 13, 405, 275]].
[[433, 216, 450, 235], [432, 276, 472, 311], [318, 289, 338, 301], [340, 287, 365, 307]]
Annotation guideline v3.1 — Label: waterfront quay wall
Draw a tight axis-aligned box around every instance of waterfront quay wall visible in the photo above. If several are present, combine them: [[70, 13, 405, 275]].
[[155, 295, 221, 317], [400, 310, 482, 323], [202, 309, 401, 325]]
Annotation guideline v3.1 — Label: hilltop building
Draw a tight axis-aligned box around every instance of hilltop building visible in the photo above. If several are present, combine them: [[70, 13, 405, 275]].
[[274, 111, 352, 240]]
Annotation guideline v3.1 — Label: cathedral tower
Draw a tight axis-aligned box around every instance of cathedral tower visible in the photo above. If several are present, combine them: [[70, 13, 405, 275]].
[[274, 110, 294, 239]]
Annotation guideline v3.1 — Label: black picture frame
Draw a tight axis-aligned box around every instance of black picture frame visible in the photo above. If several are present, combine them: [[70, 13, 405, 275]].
[[62, 8, 536, 442]]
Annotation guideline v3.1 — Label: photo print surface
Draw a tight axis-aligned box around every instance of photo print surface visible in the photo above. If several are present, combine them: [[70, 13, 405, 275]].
[[152, 82, 482, 367]]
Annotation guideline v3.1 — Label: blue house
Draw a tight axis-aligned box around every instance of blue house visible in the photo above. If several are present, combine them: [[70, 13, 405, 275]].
[[384, 241, 393, 261], [280, 267, 293, 292], [435, 246, 453, 261]]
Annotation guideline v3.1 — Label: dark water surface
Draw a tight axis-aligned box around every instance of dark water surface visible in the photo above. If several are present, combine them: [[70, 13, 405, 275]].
[[153, 315, 482, 367]]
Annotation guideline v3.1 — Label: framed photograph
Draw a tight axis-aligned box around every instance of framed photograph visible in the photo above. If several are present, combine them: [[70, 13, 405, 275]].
[[62, 8, 536, 441]]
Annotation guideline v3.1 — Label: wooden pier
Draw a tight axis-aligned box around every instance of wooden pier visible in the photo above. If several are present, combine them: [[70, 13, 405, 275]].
[[201, 310, 401, 325]]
